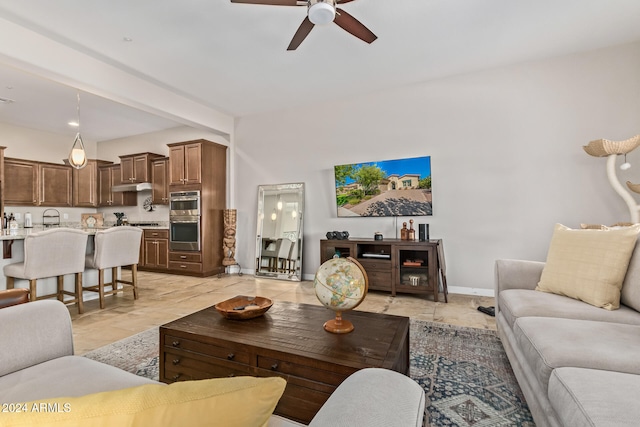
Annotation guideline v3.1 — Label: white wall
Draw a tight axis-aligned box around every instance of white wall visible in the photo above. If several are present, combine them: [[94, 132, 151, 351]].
[[94, 126, 231, 223], [234, 41, 640, 293]]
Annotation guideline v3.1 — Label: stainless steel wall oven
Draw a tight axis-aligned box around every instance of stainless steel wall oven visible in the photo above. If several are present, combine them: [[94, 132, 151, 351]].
[[169, 191, 201, 251]]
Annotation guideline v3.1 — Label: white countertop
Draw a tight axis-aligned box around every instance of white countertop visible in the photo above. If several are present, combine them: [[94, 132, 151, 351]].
[[0, 224, 168, 241]]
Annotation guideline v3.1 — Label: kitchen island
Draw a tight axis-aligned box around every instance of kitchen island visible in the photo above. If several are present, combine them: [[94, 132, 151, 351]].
[[0, 224, 167, 302]]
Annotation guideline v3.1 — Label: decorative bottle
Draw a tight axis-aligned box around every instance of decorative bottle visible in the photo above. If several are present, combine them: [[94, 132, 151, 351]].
[[401, 222, 408, 240], [409, 219, 416, 241]]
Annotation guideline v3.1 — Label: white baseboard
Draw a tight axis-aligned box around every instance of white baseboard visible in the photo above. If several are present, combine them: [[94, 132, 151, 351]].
[[242, 270, 495, 298], [447, 286, 494, 298]]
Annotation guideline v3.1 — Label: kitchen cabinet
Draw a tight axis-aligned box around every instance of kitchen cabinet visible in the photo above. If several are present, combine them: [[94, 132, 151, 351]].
[[0, 147, 4, 220], [39, 163, 73, 206], [151, 157, 169, 204], [4, 158, 72, 207], [4, 158, 38, 206], [166, 139, 227, 277], [98, 164, 136, 207], [143, 229, 169, 270], [168, 142, 202, 186], [69, 159, 113, 207], [120, 153, 164, 184]]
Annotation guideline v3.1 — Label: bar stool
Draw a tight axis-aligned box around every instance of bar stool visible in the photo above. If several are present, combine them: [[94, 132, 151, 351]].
[[3, 228, 89, 314], [83, 227, 143, 309]]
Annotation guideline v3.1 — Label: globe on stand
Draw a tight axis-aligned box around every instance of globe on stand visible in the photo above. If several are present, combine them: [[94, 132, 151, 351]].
[[313, 256, 368, 334]]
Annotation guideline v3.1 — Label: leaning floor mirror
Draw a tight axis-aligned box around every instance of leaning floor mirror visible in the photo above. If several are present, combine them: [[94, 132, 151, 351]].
[[255, 183, 304, 281]]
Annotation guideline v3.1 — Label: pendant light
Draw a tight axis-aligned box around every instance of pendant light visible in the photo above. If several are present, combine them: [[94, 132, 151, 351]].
[[68, 92, 87, 169]]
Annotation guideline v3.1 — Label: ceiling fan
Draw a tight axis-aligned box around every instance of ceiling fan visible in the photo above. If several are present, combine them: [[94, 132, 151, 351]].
[[230, 0, 377, 50]]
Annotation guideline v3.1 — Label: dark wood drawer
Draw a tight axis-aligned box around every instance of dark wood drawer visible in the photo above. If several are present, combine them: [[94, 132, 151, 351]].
[[163, 355, 254, 383], [144, 229, 169, 239], [357, 258, 392, 271], [169, 252, 202, 262], [163, 334, 252, 365], [257, 356, 349, 386], [169, 261, 202, 272], [367, 270, 392, 291]]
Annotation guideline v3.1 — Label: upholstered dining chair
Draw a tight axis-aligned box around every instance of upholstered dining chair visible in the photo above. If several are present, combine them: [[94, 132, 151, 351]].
[[275, 238, 293, 273], [3, 228, 88, 313], [83, 227, 143, 309]]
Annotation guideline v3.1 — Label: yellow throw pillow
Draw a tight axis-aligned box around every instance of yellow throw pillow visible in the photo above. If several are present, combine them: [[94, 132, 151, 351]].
[[536, 223, 640, 310], [2, 376, 286, 427]]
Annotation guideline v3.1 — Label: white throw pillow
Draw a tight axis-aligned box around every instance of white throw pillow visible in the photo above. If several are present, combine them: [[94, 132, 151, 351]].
[[536, 223, 640, 310]]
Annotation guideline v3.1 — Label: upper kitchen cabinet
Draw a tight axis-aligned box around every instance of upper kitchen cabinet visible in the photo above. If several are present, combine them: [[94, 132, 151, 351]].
[[65, 159, 113, 207], [151, 157, 169, 204], [119, 152, 164, 184], [98, 164, 136, 207], [4, 158, 72, 207], [39, 163, 73, 206], [168, 141, 204, 187], [4, 158, 38, 205]]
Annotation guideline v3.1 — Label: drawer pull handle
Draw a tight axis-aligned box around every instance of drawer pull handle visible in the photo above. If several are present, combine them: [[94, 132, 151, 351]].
[[172, 374, 181, 381], [172, 358, 181, 365], [180, 265, 187, 268], [180, 256, 187, 259], [172, 341, 180, 347], [228, 373, 235, 377], [270, 363, 279, 371], [227, 353, 235, 360]]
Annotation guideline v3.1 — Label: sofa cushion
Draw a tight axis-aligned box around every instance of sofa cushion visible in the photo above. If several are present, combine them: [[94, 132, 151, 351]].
[[499, 289, 640, 331], [621, 238, 640, 312], [549, 367, 640, 427], [2, 376, 286, 427], [514, 317, 640, 393], [536, 223, 640, 310], [0, 356, 157, 404]]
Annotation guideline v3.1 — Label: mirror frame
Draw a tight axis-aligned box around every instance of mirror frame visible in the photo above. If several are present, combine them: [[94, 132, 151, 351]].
[[255, 183, 305, 281]]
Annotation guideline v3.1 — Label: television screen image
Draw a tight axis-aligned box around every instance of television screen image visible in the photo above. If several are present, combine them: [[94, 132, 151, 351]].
[[334, 155, 432, 217]]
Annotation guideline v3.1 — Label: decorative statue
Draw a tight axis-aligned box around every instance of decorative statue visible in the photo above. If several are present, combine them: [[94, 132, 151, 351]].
[[583, 135, 640, 223], [222, 209, 237, 266]]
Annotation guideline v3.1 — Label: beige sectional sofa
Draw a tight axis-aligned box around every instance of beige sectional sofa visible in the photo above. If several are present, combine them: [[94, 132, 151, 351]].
[[0, 299, 425, 426], [495, 255, 640, 427]]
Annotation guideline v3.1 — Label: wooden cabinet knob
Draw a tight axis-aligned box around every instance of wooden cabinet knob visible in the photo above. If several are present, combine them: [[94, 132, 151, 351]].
[[172, 358, 180, 365], [172, 374, 181, 381], [270, 363, 279, 371], [172, 341, 180, 347], [227, 353, 235, 360]]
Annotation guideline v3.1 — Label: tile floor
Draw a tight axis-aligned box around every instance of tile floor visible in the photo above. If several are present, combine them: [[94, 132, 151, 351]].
[[70, 270, 496, 355]]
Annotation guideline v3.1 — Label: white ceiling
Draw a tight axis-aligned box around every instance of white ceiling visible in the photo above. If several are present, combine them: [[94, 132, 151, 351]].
[[1, 0, 640, 141]]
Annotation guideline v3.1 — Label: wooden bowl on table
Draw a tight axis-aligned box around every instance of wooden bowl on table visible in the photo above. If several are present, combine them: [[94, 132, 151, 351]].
[[214, 295, 273, 320]]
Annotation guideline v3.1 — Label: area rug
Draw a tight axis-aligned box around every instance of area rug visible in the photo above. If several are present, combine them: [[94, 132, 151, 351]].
[[84, 320, 534, 426]]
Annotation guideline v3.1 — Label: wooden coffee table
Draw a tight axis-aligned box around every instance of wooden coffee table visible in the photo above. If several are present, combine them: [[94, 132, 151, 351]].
[[160, 301, 410, 424]]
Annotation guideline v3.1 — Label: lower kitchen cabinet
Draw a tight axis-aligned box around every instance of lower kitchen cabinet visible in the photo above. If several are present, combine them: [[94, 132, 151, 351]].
[[141, 229, 169, 270], [169, 251, 202, 274]]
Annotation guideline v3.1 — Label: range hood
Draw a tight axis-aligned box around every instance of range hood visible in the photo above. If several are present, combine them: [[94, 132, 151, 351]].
[[111, 182, 153, 192]]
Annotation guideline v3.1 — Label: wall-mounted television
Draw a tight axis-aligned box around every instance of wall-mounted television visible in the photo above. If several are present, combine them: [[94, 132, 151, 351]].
[[334, 155, 432, 217]]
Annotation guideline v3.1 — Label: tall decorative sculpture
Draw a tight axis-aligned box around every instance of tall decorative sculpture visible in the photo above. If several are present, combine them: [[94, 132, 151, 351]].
[[222, 209, 237, 267], [583, 134, 640, 223]]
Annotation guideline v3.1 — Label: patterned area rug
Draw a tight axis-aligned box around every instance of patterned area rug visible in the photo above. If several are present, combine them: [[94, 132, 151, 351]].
[[83, 320, 533, 426]]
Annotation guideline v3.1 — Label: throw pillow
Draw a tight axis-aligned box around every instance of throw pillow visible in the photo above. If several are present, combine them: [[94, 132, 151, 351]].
[[2, 376, 286, 427], [536, 223, 640, 310]]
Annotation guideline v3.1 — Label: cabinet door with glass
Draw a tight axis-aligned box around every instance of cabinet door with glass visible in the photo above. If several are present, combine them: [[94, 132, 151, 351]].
[[394, 242, 438, 297]]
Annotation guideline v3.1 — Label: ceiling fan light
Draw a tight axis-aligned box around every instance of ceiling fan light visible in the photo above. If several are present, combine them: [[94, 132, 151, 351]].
[[308, 2, 335, 25]]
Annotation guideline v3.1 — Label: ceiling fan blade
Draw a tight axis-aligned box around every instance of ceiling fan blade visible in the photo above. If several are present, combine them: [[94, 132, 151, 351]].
[[230, 0, 303, 6], [334, 8, 377, 44], [287, 17, 315, 50], [337, 0, 357, 3]]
